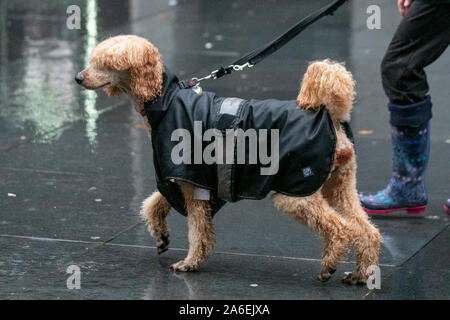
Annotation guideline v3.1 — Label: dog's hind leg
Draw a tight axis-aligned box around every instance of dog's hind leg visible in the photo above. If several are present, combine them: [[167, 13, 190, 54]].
[[140, 191, 171, 255], [322, 158, 382, 285], [170, 182, 214, 272], [272, 192, 353, 283]]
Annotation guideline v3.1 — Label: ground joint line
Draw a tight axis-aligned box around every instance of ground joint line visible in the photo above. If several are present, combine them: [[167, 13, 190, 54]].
[[0, 234, 396, 267]]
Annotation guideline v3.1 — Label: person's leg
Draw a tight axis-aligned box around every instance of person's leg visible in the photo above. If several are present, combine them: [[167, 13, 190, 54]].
[[381, 1, 450, 105], [360, 2, 450, 214]]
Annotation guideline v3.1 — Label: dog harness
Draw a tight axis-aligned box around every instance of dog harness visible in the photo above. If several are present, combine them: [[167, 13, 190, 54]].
[[144, 68, 352, 217]]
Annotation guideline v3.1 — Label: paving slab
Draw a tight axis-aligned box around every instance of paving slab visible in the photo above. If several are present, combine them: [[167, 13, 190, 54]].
[[368, 226, 450, 300], [0, 236, 396, 300]]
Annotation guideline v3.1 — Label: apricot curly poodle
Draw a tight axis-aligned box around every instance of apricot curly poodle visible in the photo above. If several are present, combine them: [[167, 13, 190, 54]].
[[76, 35, 382, 285]]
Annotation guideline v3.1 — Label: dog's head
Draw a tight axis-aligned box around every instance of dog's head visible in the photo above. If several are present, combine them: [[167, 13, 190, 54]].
[[297, 59, 355, 122], [75, 35, 163, 103]]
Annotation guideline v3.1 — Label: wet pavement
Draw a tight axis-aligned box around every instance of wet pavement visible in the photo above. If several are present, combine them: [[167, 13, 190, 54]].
[[1, 0, 449, 300]]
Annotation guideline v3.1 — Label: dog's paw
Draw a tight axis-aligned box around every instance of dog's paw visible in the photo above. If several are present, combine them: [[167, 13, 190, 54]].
[[342, 272, 366, 285], [170, 260, 198, 272], [156, 234, 170, 255], [317, 267, 336, 282]]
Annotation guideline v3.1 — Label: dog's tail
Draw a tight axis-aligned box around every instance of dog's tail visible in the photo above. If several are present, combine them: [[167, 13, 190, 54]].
[[296, 59, 355, 123]]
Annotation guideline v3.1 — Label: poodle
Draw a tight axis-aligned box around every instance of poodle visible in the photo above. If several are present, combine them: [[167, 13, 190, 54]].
[[76, 35, 382, 285]]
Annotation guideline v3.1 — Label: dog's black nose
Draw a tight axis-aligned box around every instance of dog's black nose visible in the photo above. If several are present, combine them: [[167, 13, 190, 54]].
[[75, 73, 84, 84]]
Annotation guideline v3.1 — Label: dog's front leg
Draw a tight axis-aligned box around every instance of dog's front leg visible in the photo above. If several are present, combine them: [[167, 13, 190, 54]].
[[171, 182, 214, 272], [140, 191, 171, 255]]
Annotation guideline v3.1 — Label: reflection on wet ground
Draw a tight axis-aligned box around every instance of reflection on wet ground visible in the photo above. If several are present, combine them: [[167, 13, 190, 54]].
[[0, 0, 449, 299]]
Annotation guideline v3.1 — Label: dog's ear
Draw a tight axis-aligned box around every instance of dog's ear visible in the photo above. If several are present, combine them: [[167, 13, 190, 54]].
[[130, 40, 163, 103], [130, 55, 163, 102]]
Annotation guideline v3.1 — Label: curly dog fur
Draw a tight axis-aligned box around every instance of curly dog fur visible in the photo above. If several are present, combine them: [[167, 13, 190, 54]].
[[77, 35, 382, 285]]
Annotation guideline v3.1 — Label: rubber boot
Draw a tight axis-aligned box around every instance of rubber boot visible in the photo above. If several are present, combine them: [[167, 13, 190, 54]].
[[359, 96, 432, 215]]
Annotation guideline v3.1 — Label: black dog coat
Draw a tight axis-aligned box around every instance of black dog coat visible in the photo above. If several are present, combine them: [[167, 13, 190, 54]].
[[144, 68, 351, 217]]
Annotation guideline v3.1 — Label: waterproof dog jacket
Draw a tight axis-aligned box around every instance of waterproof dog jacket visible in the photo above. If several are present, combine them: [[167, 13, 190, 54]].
[[144, 68, 350, 217]]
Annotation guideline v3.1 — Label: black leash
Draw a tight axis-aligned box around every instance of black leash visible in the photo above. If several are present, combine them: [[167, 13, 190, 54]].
[[179, 0, 348, 89]]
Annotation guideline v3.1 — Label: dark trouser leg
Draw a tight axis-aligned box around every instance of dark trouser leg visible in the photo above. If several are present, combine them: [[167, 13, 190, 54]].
[[381, 1, 450, 105]]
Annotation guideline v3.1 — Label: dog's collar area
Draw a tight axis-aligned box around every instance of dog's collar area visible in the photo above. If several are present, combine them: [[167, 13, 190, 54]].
[[178, 78, 198, 89], [142, 68, 179, 129]]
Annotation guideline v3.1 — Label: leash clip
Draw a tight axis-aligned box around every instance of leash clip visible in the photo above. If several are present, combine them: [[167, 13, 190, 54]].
[[193, 68, 220, 83], [230, 62, 254, 71], [183, 62, 254, 89], [205, 63, 253, 80], [210, 69, 220, 80]]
